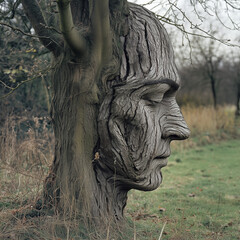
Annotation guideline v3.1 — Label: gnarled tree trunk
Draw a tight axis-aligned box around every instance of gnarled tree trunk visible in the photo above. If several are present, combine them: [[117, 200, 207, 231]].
[[41, 0, 130, 222], [22, 0, 190, 227]]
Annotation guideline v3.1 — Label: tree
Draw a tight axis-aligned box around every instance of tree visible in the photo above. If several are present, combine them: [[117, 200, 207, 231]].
[[176, 33, 224, 108], [8, 0, 190, 227], [231, 58, 240, 116], [196, 38, 223, 108], [21, 0, 127, 221], [236, 73, 240, 116], [0, 0, 51, 125]]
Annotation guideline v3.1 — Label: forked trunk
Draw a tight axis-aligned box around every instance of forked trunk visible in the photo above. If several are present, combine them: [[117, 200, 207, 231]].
[[42, 2, 190, 227], [44, 54, 98, 216], [43, 1, 130, 223], [44, 54, 129, 222]]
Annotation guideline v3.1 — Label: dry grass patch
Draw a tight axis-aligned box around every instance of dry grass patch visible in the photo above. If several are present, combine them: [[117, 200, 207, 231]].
[[0, 115, 54, 206], [181, 105, 236, 136], [171, 105, 238, 151]]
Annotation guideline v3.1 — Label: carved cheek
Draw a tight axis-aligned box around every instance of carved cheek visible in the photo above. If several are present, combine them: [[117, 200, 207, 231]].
[[124, 102, 160, 172], [100, 96, 142, 178], [107, 98, 154, 175]]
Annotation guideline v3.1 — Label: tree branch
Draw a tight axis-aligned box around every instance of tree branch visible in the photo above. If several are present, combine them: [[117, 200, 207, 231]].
[[90, 0, 112, 64], [0, 0, 21, 20], [157, 14, 240, 48], [224, 0, 240, 10], [21, 0, 62, 55], [57, 0, 87, 55], [0, 21, 61, 48], [0, 66, 53, 99]]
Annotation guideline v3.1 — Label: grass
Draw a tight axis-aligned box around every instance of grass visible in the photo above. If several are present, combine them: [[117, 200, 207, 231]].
[[0, 106, 240, 239], [126, 139, 240, 240], [171, 105, 239, 151], [181, 105, 236, 136]]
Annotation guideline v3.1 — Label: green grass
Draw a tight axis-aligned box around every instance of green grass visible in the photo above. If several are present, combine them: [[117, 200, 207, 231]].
[[126, 139, 240, 240], [1, 139, 240, 239]]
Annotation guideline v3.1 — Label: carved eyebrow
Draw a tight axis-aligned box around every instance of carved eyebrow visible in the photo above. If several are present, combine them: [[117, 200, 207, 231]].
[[143, 78, 180, 91]]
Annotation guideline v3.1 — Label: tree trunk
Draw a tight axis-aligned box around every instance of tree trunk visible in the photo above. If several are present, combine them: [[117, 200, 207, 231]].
[[22, 1, 190, 228], [236, 81, 240, 116], [210, 75, 217, 108], [42, 0, 130, 223], [44, 55, 99, 215], [43, 50, 128, 223]]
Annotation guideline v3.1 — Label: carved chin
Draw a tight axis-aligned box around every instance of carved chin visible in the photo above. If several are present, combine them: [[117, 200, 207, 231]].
[[118, 164, 164, 191], [132, 157, 168, 191]]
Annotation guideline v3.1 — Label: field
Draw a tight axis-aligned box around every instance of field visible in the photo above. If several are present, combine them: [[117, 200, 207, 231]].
[[0, 106, 240, 239], [126, 139, 240, 240]]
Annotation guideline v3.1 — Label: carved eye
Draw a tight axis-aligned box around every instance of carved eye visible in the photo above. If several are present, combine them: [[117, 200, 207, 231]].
[[144, 99, 162, 106], [142, 93, 164, 106], [133, 81, 177, 107]]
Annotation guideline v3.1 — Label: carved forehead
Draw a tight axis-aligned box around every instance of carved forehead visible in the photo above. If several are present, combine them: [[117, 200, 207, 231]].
[[120, 3, 180, 85]]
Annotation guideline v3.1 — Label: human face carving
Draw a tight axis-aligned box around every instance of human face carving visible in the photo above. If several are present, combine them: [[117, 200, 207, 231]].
[[98, 79, 190, 191]]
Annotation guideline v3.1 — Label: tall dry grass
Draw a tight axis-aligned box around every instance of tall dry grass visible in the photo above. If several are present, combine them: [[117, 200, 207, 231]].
[[182, 105, 236, 135], [171, 105, 238, 151], [0, 115, 54, 206]]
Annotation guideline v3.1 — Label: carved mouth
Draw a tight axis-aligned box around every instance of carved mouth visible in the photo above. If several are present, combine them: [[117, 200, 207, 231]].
[[154, 156, 168, 167]]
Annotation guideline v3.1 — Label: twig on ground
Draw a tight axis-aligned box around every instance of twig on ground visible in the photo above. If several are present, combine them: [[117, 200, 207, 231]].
[[158, 222, 167, 240]]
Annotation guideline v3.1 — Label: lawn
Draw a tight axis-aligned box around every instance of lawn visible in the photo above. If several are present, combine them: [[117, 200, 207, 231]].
[[1, 138, 240, 239], [126, 139, 240, 240]]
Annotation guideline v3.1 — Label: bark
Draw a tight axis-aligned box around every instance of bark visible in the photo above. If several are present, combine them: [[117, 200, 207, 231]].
[[22, 0, 190, 226], [43, 0, 130, 222]]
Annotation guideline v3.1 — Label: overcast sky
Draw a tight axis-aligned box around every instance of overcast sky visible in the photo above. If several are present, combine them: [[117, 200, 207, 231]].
[[129, 0, 240, 63]]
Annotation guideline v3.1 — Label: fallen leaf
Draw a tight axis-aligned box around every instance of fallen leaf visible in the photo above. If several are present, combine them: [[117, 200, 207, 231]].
[[188, 193, 195, 197]]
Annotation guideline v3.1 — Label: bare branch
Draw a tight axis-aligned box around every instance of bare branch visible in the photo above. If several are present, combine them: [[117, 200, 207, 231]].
[[57, 0, 87, 55], [0, 21, 61, 48], [0, 0, 21, 20], [21, 0, 62, 55], [156, 1, 240, 49], [90, 0, 112, 64], [0, 66, 53, 99], [224, 0, 240, 10]]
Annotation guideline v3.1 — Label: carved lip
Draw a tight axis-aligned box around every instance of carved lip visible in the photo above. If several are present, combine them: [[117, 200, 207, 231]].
[[154, 156, 169, 167]]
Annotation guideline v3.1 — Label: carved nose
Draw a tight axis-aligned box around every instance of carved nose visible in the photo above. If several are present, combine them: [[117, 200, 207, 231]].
[[161, 110, 190, 141]]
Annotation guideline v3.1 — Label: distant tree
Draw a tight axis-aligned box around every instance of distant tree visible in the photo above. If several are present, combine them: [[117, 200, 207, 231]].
[[195, 38, 223, 108], [177, 33, 224, 108], [232, 59, 240, 115], [0, 0, 51, 119]]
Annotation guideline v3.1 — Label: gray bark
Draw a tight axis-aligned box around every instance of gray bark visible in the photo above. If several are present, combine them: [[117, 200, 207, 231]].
[[93, 3, 190, 220], [23, 0, 190, 225]]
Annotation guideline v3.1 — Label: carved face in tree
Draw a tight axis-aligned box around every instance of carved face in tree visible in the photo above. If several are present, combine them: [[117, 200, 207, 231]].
[[98, 5, 190, 191], [98, 79, 189, 190]]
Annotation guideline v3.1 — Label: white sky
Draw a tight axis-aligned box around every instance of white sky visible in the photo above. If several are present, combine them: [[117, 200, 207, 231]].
[[129, 0, 240, 64]]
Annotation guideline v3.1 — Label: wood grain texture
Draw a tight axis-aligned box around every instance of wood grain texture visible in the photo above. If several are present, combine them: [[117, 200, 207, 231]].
[[42, 1, 189, 223], [93, 3, 190, 220]]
